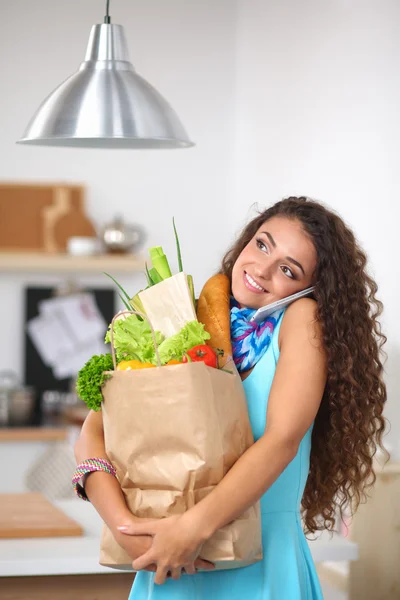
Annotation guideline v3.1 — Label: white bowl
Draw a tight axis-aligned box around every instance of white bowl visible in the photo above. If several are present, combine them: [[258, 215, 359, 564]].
[[67, 236, 100, 256]]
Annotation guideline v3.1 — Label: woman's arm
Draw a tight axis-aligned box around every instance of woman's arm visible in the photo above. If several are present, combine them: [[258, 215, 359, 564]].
[[125, 298, 327, 583], [74, 410, 152, 559], [187, 297, 327, 538]]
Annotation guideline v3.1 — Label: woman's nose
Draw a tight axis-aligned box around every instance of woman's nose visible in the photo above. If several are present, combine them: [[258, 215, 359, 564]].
[[254, 264, 271, 281]]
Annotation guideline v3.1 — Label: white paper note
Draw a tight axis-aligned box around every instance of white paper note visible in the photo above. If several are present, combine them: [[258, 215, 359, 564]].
[[26, 313, 75, 366], [27, 292, 108, 380], [39, 293, 106, 344]]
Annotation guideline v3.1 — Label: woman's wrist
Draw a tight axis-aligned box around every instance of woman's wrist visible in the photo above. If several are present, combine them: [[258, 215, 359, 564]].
[[182, 505, 215, 543], [109, 509, 141, 536], [83, 471, 138, 533], [72, 457, 117, 501], [79, 468, 137, 534]]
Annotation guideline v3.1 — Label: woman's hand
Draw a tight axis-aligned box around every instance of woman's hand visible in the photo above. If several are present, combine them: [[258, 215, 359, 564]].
[[117, 513, 215, 585], [112, 515, 156, 573]]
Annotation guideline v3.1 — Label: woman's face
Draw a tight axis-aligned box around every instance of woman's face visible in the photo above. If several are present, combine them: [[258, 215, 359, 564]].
[[231, 216, 317, 309]]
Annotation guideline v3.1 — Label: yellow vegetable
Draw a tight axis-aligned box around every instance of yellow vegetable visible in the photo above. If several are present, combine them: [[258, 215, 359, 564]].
[[117, 360, 155, 371]]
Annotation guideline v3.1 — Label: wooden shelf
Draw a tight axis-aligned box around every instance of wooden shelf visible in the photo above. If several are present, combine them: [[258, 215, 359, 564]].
[[0, 427, 69, 442], [0, 253, 145, 273]]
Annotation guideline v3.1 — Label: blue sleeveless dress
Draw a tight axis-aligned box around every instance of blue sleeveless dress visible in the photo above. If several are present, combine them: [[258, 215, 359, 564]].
[[128, 312, 324, 600]]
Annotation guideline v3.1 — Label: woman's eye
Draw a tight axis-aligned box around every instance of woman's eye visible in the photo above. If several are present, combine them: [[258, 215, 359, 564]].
[[255, 238, 296, 280], [281, 266, 295, 279], [256, 238, 268, 252]]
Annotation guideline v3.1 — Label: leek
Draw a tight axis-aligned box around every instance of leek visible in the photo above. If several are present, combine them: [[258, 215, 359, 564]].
[[149, 246, 172, 280], [139, 272, 197, 337], [149, 267, 163, 284], [145, 262, 155, 286], [129, 292, 146, 317]]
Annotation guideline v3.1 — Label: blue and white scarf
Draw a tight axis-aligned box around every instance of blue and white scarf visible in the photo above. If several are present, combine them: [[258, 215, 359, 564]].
[[230, 297, 284, 373]]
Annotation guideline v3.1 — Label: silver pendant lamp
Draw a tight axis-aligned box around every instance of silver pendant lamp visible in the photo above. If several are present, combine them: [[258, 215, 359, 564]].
[[17, 1, 194, 149]]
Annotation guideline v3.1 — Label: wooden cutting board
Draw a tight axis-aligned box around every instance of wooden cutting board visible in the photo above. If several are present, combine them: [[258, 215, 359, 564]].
[[0, 182, 95, 252], [0, 493, 84, 538]]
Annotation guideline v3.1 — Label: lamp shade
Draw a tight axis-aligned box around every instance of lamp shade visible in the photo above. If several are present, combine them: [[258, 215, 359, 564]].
[[17, 24, 194, 149]]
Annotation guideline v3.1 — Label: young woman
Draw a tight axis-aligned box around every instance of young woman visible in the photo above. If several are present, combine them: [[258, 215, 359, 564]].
[[75, 196, 387, 599]]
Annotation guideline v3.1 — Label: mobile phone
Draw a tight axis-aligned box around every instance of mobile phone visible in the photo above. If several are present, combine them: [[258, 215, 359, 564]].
[[250, 286, 315, 323]]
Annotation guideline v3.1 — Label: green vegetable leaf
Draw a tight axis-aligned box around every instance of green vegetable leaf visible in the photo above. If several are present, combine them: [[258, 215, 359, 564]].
[[105, 315, 164, 364], [173, 217, 183, 272], [104, 272, 131, 302], [129, 292, 147, 321], [75, 353, 113, 411], [118, 293, 132, 311], [186, 274, 196, 310], [149, 267, 163, 284], [145, 262, 155, 286], [158, 320, 210, 364]]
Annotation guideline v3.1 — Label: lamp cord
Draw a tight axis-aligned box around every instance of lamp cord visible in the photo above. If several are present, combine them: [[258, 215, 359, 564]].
[[104, 0, 111, 23]]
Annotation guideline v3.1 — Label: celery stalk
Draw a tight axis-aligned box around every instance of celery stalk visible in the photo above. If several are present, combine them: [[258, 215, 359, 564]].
[[149, 246, 172, 280]]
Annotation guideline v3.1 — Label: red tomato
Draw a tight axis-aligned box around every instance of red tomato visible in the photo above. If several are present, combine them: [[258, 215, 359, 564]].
[[182, 345, 218, 368]]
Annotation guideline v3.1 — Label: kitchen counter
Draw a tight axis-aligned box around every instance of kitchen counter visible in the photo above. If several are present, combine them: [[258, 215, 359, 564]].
[[0, 500, 110, 577], [0, 500, 134, 600], [0, 498, 358, 578]]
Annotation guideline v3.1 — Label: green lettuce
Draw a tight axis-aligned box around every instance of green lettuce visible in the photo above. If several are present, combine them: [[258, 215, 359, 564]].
[[158, 320, 210, 364], [105, 315, 164, 364], [76, 353, 113, 411]]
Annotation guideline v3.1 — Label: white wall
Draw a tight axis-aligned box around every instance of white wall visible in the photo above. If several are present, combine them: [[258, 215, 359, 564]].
[[1, 0, 399, 456], [0, 0, 237, 374], [234, 0, 400, 456]]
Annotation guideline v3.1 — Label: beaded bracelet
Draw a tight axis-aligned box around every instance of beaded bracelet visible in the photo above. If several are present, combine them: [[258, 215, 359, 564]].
[[72, 457, 117, 501]]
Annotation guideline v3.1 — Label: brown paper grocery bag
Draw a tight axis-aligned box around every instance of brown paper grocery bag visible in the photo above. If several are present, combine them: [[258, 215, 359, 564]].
[[99, 361, 262, 571]]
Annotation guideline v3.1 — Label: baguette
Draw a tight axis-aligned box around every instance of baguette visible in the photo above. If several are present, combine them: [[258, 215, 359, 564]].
[[196, 273, 232, 364]]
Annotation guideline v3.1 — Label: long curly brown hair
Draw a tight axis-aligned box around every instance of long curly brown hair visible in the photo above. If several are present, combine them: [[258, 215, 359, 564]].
[[220, 196, 388, 534]]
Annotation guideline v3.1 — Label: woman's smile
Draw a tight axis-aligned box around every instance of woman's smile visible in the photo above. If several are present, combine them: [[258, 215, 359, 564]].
[[243, 271, 268, 294]]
